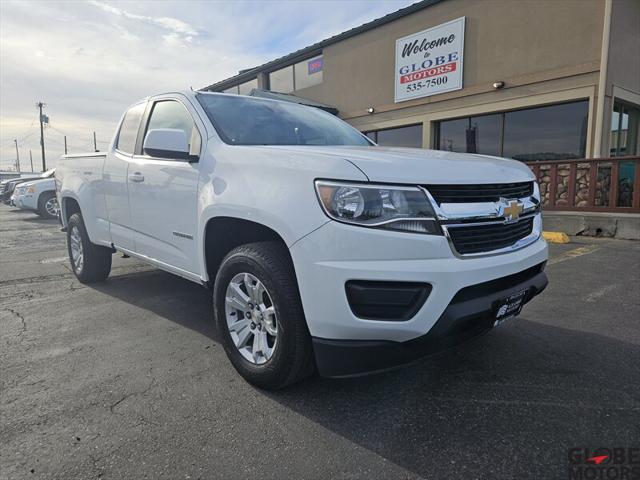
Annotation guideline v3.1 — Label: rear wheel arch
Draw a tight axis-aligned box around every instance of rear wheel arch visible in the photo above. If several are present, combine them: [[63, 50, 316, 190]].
[[203, 216, 294, 285], [61, 196, 82, 225]]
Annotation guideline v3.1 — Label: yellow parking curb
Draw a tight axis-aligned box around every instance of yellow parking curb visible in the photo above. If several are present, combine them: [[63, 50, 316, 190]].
[[543, 231, 570, 244]]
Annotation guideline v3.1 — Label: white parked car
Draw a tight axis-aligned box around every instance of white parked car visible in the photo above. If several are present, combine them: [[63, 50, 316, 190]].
[[12, 177, 59, 219], [56, 91, 548, 389]]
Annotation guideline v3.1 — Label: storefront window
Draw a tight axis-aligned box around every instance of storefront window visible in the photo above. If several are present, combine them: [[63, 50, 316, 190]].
[[610, 101, 639, 157], [503, 102, 588, 161], [436, 100, 589, 161], [366, 124, 423, 148], [268, 55, 323, 93], [238, 78, 258, 95], [437, 114, 501, 156], [269, 65, 294, 93]]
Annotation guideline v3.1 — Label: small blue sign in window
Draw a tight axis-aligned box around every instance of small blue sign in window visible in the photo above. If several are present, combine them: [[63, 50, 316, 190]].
[[308, 57, 323, 75]]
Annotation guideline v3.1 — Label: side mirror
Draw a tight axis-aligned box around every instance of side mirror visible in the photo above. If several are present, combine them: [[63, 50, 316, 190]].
[[143, 128, 198, 162]]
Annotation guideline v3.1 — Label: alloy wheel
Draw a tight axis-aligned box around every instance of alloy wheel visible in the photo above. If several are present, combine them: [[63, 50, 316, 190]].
[[224, 272, 278, 365], [69, 225, 84, 273], [45, 197, 59, 217]]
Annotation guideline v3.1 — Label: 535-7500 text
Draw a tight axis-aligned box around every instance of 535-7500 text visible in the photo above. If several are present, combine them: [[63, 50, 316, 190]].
[[405, 76, 448, 92]]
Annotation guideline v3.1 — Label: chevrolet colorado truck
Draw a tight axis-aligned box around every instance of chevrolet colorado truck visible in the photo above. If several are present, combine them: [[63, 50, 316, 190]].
[[55, 91, 548, 389]]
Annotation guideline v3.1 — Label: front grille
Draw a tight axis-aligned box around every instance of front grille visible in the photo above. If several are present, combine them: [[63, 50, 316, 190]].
[[446, 217, 534, 255], [425, 182, 533, 204]]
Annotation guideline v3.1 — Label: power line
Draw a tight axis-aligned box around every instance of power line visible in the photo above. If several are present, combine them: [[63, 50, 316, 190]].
[[48, 125, 94, 143]]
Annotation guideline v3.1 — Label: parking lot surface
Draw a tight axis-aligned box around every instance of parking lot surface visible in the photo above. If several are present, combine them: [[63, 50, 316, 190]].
[[1, 205, 639, 480]]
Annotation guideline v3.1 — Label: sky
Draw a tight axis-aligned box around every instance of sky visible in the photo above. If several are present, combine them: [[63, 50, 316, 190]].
[[0, 0, 416, 171]]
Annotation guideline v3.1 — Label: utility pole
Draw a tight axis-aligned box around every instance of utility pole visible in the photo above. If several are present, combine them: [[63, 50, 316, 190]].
[[64, 136, 67, 154], [37, 102, 46, 171], [14, 139, 21, 172], [93, 131, 97, 152], [29, 150, 34, 172]]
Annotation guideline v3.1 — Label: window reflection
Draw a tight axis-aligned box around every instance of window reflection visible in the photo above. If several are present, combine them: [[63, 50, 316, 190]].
[[438, 114, 501, 156], [366, 124, 423, 148], [610, 101, 639, 157], [503, 102, 588, 161], [436, 101, 589, 161]]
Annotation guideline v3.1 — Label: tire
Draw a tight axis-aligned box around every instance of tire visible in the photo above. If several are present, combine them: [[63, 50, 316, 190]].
[[213, 241, 315, 390], [66, 213, 112, 283], [38, 191, 59, 219]]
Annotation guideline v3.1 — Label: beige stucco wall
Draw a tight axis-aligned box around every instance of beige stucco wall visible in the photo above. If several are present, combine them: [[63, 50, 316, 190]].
[[297, 0, 604, 119], [599, 0, 640, 156]]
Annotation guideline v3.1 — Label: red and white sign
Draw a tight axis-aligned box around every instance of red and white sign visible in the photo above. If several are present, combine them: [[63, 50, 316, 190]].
[[395, 17, 465, 103]]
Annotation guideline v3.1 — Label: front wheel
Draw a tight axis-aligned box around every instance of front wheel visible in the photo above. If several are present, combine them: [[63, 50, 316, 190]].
[[67, 213, 112, 283], [38, 191, 59, 219], [213, 242, 315, 390]]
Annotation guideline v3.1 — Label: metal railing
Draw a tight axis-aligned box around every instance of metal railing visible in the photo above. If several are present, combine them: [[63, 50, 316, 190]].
[[524, 156, 640, 213]]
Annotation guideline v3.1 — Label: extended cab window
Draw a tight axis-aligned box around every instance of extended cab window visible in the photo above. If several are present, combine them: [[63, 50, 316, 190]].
[[116, 103, 145, 154], [145, 100, 201, 156]]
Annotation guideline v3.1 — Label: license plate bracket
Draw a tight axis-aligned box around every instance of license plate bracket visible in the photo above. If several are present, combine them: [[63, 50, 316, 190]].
[[493, 289, 527, 327]]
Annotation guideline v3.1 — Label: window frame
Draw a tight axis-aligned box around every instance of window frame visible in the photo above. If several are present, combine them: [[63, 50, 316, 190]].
[[610, 100, 640, 157], [114, 102, 147, 156], [136, 99, 203, 161]]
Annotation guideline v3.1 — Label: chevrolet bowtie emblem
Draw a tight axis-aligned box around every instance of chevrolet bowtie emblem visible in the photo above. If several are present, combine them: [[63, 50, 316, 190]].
[[501, 199, 524, 223]]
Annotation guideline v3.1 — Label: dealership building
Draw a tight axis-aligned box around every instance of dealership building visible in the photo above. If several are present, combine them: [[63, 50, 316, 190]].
[[204, 0, 640, 227], [205, 0, 639, 159]]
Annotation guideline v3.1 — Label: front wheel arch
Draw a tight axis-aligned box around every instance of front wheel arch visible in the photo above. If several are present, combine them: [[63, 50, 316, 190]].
[[203, 216, 295, 285]]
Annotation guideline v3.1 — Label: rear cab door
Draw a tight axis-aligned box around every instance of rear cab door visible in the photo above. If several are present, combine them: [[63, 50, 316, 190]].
[[127, 94, 204, 277], [104, 102, 147, 250]]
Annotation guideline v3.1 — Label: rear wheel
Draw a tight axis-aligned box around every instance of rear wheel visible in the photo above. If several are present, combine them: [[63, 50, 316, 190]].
[[213, 241, 315, 390], [67, 213, 112, 283], [38, 191, 59, 219]]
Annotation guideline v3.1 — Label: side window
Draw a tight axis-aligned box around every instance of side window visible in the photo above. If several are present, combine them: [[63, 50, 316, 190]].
[[145, 100, 201, 156], [116, 103, 145, 154]]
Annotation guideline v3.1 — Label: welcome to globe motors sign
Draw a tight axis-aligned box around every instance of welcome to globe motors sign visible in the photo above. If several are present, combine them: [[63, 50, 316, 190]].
[[394, 17, 465, 103]]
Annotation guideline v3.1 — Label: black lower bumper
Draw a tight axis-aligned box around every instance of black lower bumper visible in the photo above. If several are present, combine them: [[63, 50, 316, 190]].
[[312, 262, 548, 378]]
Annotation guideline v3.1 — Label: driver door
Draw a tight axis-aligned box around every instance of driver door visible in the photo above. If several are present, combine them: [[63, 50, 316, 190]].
[[127, 98, 202, 276]]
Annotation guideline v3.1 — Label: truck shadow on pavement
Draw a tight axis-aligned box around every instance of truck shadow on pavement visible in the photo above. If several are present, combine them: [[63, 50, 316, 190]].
[[91, 268, 640, 479], [270, 321, 640, 479], [93, 268, 221, 343]]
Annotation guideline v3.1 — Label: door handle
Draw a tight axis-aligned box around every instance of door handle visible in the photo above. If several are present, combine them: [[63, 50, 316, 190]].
[[129, 172, 145, 183]]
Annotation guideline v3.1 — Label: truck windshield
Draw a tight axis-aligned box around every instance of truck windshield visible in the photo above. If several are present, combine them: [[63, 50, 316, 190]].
[[196, 94, 372, 146]]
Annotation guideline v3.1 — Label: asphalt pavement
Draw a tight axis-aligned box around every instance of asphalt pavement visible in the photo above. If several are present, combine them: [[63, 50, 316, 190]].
[[1, 205, 639, 480]]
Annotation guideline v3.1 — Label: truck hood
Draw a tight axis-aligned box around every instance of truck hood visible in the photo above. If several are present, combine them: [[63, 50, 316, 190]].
[[257, 146, 534, 184]]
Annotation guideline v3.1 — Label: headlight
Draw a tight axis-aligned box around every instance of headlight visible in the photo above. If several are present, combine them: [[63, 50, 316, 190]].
[[26, 186, 35, 194], [314, 180, 440, 234]]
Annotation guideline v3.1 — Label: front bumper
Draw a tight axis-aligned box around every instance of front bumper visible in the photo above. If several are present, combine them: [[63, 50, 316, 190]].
[[289, 218, 548, 376], [313, 263, 547, 377], [13, 194, 36, 210]]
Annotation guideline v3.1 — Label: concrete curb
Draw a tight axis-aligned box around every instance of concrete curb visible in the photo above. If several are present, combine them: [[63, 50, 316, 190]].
[[543, 231, 570, 244]]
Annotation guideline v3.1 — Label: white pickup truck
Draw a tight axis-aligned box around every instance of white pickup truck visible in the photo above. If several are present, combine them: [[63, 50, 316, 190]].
[[56, 91, 548, 389]]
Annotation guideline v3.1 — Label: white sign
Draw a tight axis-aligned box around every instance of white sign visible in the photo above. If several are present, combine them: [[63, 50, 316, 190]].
[[394, 17, 465, 103]]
